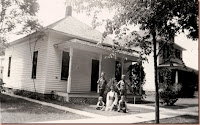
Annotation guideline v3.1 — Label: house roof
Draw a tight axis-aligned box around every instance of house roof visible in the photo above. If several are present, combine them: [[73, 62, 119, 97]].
[[173, 43, 186, 51], [48, 16, 113, 45], [9, 15, 113, 46]]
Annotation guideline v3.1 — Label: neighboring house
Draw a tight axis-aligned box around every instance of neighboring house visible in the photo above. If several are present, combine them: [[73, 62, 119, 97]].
[[0, 56, 4, 79], [143, 39, 198, 97], [3, 6, 139, 103]]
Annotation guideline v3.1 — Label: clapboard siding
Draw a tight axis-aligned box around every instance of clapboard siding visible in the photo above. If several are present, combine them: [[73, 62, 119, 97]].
[[71, 49, 99, 92], [3, 37, 48, 93], [143, 52, 155, 91], [44, 33, 69, 93]]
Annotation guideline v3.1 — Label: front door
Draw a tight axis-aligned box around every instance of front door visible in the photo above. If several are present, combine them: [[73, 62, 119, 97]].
[[91, 59, 99, 92], [115, 61, 122, 82]]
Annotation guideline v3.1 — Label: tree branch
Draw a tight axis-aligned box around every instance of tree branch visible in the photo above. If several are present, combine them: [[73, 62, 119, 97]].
[[156, 41, 167, 58]]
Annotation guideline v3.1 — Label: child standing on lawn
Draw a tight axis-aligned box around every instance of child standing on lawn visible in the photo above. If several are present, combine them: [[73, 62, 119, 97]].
[[118, 95, 128, 113], [96, 96, 105, 111]]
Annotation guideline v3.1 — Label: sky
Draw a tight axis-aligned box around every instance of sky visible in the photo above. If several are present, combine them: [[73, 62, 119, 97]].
[[11, 0, 199, 70]]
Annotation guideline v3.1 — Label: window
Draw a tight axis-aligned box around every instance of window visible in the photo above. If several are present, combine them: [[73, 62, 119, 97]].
[[32, 51, 38, 79], [7, 57, 11, 77], [162, 45, 170, 59], [175, 49, 181, 59], [61, 51, 70, 80]]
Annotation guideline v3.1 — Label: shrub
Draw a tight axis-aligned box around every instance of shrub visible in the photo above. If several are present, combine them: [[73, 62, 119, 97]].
[[0, 78, 5, 93], [13, 90, 24, 95], [0, 79, 6, 102], [159, 68, 182, 106], [127, 62, 146, 96]]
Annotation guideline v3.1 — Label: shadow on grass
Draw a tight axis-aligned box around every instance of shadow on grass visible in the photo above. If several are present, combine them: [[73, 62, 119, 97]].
[[146, 103, 198, 109], [141, 115, 199, 124], [1, 94, 71, 114]]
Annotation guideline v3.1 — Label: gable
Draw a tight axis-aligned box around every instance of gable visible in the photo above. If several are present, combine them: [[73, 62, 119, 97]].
[[48, 16, 113, 45]]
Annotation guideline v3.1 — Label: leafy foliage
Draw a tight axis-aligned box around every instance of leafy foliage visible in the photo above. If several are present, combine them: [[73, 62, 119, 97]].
[[72, 0, 198, 51], [127, 62, 145, 95], [0, 78, 5, 92], [0, 0, 42, 55], [159, 68, 182, 106], [0, 78, 6, 102]]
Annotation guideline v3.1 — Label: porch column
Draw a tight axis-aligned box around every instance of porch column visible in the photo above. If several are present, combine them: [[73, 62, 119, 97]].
[[98, 54, 103, 93], [121, 58, 124, 75], [67, 47, 73, 93], [139, 62, 142, 95], [175, 70, 178, 83]]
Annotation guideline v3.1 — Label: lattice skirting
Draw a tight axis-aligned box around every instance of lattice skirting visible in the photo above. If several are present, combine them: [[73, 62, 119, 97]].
[[69, 97, 98, 105]]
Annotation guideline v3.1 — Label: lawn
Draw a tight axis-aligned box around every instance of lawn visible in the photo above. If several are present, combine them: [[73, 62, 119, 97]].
[[0, 94, 88, 123], [45, 99, 154, 117], [144, 91, 198, 109], [142, 115, 199, 124]]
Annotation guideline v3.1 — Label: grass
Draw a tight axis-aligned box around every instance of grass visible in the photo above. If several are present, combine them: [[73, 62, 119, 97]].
[[141, 115, 199, 124], [45, 99, 154, 116], [1, 92, 198, 123], [0, 94, 88, 123], [143, 91, 198, 109]]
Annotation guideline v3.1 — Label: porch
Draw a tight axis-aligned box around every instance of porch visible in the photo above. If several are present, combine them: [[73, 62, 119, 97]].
[[55, 91, 142, 104], [53, 38, 140, 103]]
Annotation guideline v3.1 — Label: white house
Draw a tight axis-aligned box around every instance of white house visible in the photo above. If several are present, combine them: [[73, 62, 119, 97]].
[[0, 56, 4, 79], [143, 38, 198, 97], [3, 6, 139, 103]]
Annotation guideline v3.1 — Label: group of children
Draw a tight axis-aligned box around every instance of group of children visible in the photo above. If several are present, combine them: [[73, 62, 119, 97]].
[[96, 72, 129, 113]]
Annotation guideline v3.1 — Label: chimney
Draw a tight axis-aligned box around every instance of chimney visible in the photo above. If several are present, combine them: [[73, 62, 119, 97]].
[[65, 6, 72, 17]]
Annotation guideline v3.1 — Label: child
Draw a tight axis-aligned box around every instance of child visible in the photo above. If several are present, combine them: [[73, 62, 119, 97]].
[[96, 96, 105, 111], [105, 85, 118, 111], [118, 96, 128, 113], [116, 75, 130, 96], [97, 72, 107, 97]]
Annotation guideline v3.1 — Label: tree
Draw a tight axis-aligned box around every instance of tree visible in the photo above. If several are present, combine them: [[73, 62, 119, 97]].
[[0, 0, 42, 55], [0, 0, 43, 95], [72, 0, 198, 123]]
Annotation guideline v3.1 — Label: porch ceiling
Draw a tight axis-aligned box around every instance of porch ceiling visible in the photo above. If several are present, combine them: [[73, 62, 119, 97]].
[[54, 39, 139, 61]]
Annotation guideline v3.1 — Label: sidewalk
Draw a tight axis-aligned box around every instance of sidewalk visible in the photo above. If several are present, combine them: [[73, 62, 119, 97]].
[[4, 93, 105, 118], [37, 104, 198, 123], [4, 93, 198, 123]]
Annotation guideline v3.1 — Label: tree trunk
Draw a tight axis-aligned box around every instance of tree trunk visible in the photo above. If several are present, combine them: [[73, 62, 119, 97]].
[[152, 30, 160, 123]]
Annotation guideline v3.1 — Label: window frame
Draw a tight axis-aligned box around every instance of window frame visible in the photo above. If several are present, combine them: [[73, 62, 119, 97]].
[[175, 49, 181, 59], [7, 56, 11, 77], [32, 51, 38, 79], [61, 51, 70, 81]]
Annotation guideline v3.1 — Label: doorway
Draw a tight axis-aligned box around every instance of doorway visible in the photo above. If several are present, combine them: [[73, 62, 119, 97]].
[[91, 59, 99, 92], [115, 61, 122, 82]]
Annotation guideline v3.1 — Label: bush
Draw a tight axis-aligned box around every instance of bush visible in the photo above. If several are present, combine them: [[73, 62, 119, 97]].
[[0, 78, 5, 93], [13, 89, 44, 100], [0, 79, 6, 102], [159, 68, 182, 106], [127, 62, 146, 96], [159, 83, 182, 105]]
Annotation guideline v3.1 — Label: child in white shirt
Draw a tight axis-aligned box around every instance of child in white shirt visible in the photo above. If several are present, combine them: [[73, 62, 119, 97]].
[[96, 96, 105, 111]]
